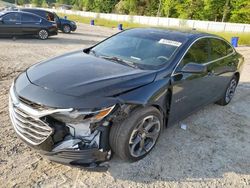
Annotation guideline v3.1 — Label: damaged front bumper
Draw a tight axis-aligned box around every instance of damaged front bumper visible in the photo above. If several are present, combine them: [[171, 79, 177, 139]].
[[9, 83, 113, 169]]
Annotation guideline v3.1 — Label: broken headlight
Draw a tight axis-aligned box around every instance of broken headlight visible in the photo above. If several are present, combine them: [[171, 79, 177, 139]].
[[50, 105, 115, 124]]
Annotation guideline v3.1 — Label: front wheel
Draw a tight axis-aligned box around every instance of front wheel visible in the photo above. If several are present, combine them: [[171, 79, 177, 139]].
[[62, 24, 71, 33], [38, 29, 49, 40], [216, 75, 238, 106], [109, 106, 163, 161]]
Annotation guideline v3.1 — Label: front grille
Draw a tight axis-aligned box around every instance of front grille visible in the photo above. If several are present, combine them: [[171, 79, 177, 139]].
[[9, 99, 53, 145]]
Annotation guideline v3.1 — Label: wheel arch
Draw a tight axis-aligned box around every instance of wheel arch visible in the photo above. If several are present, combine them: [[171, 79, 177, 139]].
[[234, 72, 240, 83], [116, 87, 172, 127], [62, 24, 71, 30]]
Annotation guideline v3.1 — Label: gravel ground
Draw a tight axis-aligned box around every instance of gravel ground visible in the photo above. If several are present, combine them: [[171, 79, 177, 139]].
[[0, 24, 250, 188]]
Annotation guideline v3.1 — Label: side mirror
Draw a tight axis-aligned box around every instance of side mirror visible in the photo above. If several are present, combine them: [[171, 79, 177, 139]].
[[181, 62, 207, 74]]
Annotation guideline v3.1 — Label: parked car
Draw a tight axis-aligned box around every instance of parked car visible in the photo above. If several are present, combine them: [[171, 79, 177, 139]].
[[0, 11, 57, 39], [20, 8, 77, 33], [9, 28, 244, 168]]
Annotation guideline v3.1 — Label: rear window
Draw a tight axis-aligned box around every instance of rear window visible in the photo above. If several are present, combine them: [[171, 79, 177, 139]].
[[2, 13, 21, 22]]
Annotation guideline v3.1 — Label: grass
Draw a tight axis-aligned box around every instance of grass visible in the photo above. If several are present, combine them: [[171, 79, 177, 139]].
[[58, 13, 250, 45], [209, 32, 250, 46]]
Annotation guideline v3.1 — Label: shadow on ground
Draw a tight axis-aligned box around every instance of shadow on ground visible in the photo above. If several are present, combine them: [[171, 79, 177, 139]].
[[0, 36, 100, 45], [105, 82, 250, 183]]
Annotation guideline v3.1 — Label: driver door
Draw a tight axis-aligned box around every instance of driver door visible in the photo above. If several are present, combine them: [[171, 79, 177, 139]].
[[0, 13, 21, 35], [168, 38, 213, 124]]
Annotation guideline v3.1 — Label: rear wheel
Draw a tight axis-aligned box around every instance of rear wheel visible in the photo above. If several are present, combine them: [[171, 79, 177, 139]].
[[62, 24, 71, 33], [216, 75, 238, 106], [109, 106, 163, 161], [38, 29, 49, 40]]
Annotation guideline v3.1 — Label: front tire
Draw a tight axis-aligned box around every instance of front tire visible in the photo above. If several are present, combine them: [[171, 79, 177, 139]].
[[62, 24, 71, 33], [38, 29, 49, 40], [109, 106, 163, 162], [216, 75, 238, 106]]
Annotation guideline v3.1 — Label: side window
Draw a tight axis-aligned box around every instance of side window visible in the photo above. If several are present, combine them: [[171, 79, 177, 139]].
[[53, 13, 59, 22], [21, 14, 40, 22], [46, 12, 55, 21], [3, 13, 21, 22], [210, 38, 228, 60], [225, 42, 234, 54], [182, 38, 209, 65]]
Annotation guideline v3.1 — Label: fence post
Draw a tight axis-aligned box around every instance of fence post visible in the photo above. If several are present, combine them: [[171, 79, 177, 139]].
[[242, 25, 246, 33], [223, 23, 226, 32]]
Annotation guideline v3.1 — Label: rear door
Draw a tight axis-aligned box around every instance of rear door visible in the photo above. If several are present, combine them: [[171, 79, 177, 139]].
[[168, 38, 213, 124], [0, 13, 21, 35], [21, 13, 42, 35], [207, 38, 237, 100]]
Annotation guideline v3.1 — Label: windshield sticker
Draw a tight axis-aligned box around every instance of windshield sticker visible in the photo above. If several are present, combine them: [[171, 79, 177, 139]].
[[158, 39, 182, 47]]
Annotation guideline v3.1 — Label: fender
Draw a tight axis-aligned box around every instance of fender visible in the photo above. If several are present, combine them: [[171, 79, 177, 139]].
[[116, 77, 172, 116]]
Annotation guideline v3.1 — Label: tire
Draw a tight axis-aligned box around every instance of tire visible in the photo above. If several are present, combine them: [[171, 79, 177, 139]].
[[216, 75, 238, 106], [38, 29, 49, 40], [62, 24, 71, 33], [109, 106, 163, 162]]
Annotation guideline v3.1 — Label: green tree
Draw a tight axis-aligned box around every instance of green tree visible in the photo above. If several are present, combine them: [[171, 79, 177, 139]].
[[56, 0, 70, 5], [175, 0, 204, 19], [41, 0, 48, 7], [230, 0, 250, 23], [17, 0, 25, 5], [160, 0, 176, 17], [32, 0, 41, 6]]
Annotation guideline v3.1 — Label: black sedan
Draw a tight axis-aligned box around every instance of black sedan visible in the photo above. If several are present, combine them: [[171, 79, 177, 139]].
[[20, 8, 77, 33], [0, 11, 58, 39], [9, 28, 244, 168]]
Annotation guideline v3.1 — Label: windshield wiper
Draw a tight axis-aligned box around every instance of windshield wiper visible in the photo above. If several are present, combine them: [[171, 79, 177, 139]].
[[100, 55, 138, 69]]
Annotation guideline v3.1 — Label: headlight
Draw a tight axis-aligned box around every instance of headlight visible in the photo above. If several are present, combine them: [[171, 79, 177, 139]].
[[51, 105, 115, 124]]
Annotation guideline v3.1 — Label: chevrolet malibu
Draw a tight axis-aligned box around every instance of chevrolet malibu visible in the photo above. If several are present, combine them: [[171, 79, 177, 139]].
[[9, 28, 244, 168]]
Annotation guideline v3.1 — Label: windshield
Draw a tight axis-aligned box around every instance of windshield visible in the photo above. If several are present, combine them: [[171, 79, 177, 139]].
[[91, 29, 182, 69]]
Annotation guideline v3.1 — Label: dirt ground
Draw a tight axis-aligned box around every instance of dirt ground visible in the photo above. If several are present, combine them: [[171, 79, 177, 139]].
[[0, 24, 250, 188]]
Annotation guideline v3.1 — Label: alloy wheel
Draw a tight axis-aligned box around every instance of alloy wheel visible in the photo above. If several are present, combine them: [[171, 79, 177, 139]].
[[129, 115, 161, 158], [225, 78, 237, 103], [63, 25, 71, 33], [38, 29, 48, 40]]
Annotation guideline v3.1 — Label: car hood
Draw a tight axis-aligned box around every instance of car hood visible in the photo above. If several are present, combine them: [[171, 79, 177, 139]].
[[26, 50, 156, 98]]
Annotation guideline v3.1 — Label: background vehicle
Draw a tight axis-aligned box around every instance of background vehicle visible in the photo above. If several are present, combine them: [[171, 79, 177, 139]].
[[20, 8, 77, 33], [9, 28, 244, 168], [0, 11, 58, 39]]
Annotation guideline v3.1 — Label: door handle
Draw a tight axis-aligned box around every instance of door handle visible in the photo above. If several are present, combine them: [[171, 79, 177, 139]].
[[15, 23, 21, 25]]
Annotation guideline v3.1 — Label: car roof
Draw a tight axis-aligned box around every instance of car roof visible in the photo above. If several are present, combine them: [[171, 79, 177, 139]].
[[1, 11, 45, 19], [20, 8, 53, 14], [126, 28, 216, 43]]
